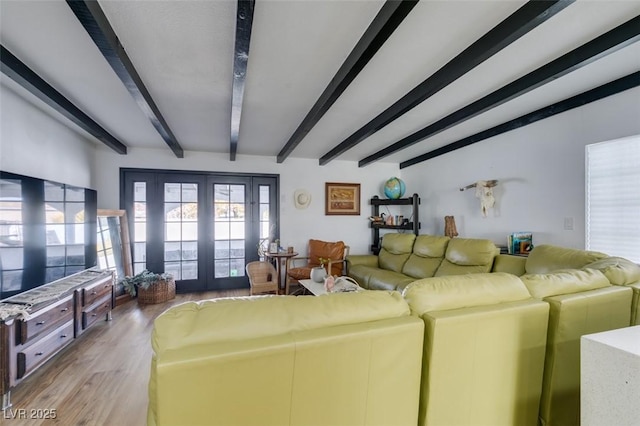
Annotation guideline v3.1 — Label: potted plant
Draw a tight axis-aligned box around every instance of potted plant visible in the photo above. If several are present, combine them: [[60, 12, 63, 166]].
[[121, 269, 175, 304]]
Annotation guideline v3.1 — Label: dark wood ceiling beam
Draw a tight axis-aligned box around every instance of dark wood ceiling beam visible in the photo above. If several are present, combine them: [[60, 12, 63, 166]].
[[360, 14, 640, 167], [66, 0, 184, 158], [1, 45, 128, 155], [318, 0, 574, 166], [230, 0, 256, 161], [400, 71, 640, 169], [276, 0, 419, 163]]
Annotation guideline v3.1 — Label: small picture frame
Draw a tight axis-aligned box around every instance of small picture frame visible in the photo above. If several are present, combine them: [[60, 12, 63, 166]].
[[269, 242, 278, 253], [325, 182, 361, 215]]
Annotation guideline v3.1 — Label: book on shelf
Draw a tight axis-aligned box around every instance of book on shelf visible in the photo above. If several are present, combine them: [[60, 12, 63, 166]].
[[507, 232, 533, 255]]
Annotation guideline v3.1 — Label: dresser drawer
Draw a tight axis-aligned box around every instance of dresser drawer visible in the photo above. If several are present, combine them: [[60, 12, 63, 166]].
[[82, 279, 113, 307], [18, 297, 74, 345], [82, 297, 111, 330], [17, 320, 74, 379]]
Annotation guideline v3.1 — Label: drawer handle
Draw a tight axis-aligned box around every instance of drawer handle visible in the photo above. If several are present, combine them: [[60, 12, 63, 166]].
[[91, 313, 97, 317], [60, 308, 69, 312], [91, 291, 98, 295], [35, 352, 44, 356], [36, 321, 45, 326], [60, 334, 68, 338]]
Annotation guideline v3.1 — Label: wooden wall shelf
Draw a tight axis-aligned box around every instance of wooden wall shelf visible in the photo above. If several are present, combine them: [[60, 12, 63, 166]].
[[370, 194, 420, 254]]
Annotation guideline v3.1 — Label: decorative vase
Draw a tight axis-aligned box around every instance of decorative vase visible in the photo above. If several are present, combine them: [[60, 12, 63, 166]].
[[310, 266, 327, 283]]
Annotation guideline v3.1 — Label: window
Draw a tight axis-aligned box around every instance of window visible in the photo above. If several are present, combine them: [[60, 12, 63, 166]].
[[586, 135, 640, 263], [44, 182, 87, 281], [0, 178, 23, 292]]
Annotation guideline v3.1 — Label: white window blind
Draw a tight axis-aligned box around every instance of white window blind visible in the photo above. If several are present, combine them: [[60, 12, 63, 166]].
[[586, 135, 640, 263]]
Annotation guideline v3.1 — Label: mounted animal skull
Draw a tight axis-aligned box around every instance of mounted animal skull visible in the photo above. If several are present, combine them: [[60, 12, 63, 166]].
[[460, 180, 498, 217]]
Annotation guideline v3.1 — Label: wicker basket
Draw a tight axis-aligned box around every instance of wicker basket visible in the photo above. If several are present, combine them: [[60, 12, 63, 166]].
[[137, 277, 176, 304]]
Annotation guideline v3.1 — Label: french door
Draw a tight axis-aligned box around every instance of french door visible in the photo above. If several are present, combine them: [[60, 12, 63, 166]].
[[121, 169, 278, 293]]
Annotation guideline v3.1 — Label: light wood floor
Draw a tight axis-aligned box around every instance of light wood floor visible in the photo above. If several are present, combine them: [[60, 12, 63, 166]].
[[4, 289, 249, 426]]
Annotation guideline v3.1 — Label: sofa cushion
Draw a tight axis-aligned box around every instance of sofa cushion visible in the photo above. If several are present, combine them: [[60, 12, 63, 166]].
[[584, 257, 640, 285], [434, 238, 497, 276], [378, 233, 415, 273], [402, 272, 531, 314], [525, 244, 607, 274], [152, 291, 410, 352], [520, 269, 610, 299], [402, 235, 449, 279], [412, 234, 450, 258], [348, 264, 380, 289], [367, 270, 415, 292]]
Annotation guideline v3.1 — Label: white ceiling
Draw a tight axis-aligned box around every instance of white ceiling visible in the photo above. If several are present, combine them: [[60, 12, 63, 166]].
[[1, 0, 639, 166]]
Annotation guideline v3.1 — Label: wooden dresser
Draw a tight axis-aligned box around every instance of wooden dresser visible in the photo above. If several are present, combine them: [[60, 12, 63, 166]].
[[0, 269, 114, 410]]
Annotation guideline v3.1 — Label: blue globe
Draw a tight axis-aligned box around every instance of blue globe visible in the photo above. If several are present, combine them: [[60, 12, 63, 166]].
[[383, 177, 406, 199]]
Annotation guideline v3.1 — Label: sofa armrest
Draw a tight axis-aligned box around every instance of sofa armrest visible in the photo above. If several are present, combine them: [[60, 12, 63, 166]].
[[347, 254, 379, 269]]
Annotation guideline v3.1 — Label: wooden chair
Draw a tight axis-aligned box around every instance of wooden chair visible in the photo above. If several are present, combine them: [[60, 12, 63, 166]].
[[245, 261, 279, 296], [286, 239, 349, 294]]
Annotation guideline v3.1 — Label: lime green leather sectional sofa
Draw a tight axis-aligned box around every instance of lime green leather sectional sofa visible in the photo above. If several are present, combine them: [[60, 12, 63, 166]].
[[148, 277, 551, 426], [148, 238, 639, 426]]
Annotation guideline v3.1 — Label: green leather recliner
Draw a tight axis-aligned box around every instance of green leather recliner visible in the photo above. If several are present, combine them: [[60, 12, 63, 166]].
[[520, 266, 633, 426], [583, 256, 640, 325], [403, 273, 550, 426], [148, 291, 424, 426]]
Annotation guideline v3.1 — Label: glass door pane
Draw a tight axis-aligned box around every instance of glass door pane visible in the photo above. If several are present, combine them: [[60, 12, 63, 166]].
[[213, 184, 246, 279], [133, 182, 147, 274], [164, 183, 199, 280]]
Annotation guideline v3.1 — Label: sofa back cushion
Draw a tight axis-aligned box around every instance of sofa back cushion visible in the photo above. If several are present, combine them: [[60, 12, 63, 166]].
[[434, 238, 497, 276], [308, 239, 346, 275], [378, 233, 415, 273], [520, 269, 610, 299], [153, 291, 411, 353], [402, 235, 450, 278], [403, 272, 532, 314], [525, 244, 607, 274], [584, 257, 640, 286]]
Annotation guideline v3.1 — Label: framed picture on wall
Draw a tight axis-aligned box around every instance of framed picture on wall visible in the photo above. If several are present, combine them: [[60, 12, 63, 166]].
[[325, 182, 360, 215]]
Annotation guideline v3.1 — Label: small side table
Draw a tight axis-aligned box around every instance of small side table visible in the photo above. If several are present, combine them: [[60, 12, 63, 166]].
[[263, 251, 298, 294]]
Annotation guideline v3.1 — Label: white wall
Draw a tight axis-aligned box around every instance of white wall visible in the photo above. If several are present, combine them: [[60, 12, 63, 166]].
[[401, 88, 640, 249], [0, 83, 95, 188], [92, 146, 399, 255]]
